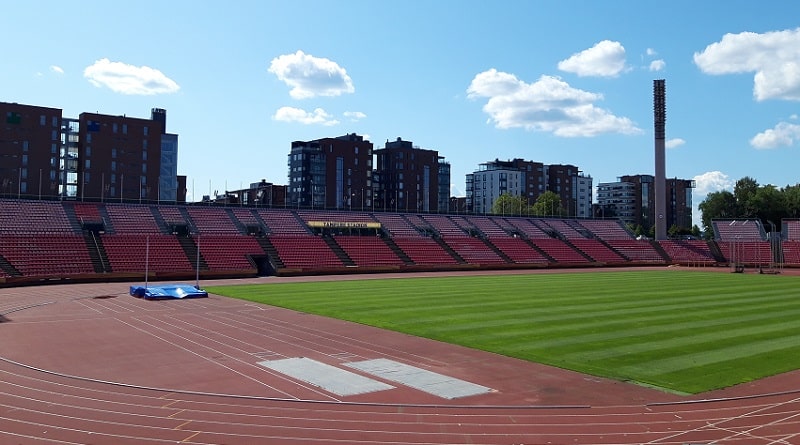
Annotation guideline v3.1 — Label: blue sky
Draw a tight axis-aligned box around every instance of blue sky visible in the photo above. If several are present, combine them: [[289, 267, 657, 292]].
[[3, 1, 800, 225]]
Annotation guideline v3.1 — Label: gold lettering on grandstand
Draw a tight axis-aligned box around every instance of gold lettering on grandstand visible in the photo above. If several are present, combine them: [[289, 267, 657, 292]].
[[307, 221, 381, 229]]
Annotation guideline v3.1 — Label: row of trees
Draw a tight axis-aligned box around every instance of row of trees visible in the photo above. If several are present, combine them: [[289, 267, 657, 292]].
[[487, 177, 800, 240], [699, 177, 800, 236], [490, 191, 702, 239], [491, 191, 564, 217]]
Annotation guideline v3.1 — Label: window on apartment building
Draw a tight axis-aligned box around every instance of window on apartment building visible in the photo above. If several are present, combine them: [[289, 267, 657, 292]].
[[113, 123, 118, 133], [143, 126, 148, 136], [52, 116, 58, 127], [85, 160, 90, 169], [122, 124, 127, 134], [51, 144, 57, 154], [40, 115, 46, 125]]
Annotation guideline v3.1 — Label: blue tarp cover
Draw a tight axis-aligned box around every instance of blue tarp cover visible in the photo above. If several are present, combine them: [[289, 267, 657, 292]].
[[129, 284, 208, 300]]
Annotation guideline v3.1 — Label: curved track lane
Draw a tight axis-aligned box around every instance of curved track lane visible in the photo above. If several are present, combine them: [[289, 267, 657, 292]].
[[1, 278, 799, 444]]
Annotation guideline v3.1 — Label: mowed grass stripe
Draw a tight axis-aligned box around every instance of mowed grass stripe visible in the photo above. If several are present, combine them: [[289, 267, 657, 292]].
[[474, 294, 800, 349], [563, 315, 800, 362], [209, 271, 800, 393], [429, 289, 797, 340]]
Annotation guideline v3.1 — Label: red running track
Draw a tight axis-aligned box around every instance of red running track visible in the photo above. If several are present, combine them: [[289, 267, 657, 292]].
[[1, 276, 799, 444]]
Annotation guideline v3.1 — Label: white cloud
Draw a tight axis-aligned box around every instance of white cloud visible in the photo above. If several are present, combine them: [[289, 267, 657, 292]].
[[665, 138, 685, 149], [557, 40, 628, 77], [466, 69, 641, 137], [646, 48, 657, 57], [693, 171, 734, 195], [691, 171, 734, 228], [343, 111, 366, 122], [694, 28, 800, 101], [272, 106, 339, 126], [750, 121, 800, 149], [268, 50, 354, 99], [649, 59, 666, 72], [50, 65, 64, 75], [83, 58, 179, 95]]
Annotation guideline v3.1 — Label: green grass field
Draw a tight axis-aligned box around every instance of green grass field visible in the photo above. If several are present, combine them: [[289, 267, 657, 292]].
[[208, 270, 800, 394]]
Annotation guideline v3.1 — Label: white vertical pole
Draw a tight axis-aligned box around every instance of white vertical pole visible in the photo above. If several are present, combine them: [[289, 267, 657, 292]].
[[145, 235, 150, 290], [195, 235, 200, 288]]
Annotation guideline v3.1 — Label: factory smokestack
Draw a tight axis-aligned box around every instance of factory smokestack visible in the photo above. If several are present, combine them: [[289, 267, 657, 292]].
[[653, 79, 667, 241]]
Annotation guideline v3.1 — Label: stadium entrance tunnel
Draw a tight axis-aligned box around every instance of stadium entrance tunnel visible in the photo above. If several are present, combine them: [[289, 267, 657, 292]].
[[251, 255, 274, 276]]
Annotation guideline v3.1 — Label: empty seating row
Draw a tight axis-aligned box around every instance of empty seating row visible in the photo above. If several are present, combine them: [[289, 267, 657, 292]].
[[488, 237, 549, 264], [268, 235, 343, 268], [105, 203, 161, 234], [0, 234, 95, 276], [257, 209, 308, 235], [194, 234, 263, 270], [187, 207, 241, 234], [782, 241, 800, 265], [72, 202, 104, 224], [716, 241, 774, 265], [334, 236, 405, 267], [101, 234, 193, 273], [529, 238, 588, 263], [713, 219, 765, 241], [393, 237, 459, 265], [659, 240, 717, 264], [441, 236, 506, 265], [784, 220, 800, 241], [373, 213, 423, 237], [605, 240, 665, 262], [0, 200, 73, 233], [569, 239, 627, 263], [577, 219, 633, 240]]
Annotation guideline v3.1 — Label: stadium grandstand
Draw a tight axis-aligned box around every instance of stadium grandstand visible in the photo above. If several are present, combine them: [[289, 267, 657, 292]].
[[0, 198, 797, 286]]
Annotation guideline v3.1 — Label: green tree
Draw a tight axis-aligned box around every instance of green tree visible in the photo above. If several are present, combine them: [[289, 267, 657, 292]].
[[698, 190, 737, 236], [783, 184, 800, 218], [491, 193, 529, 215], [531, 191, 563, 217], [751, 185, 786, 231], [733, 176, 759, 217]]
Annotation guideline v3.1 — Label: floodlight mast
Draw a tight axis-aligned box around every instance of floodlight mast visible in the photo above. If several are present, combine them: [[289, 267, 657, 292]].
[[653, 79, 667, 241]]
